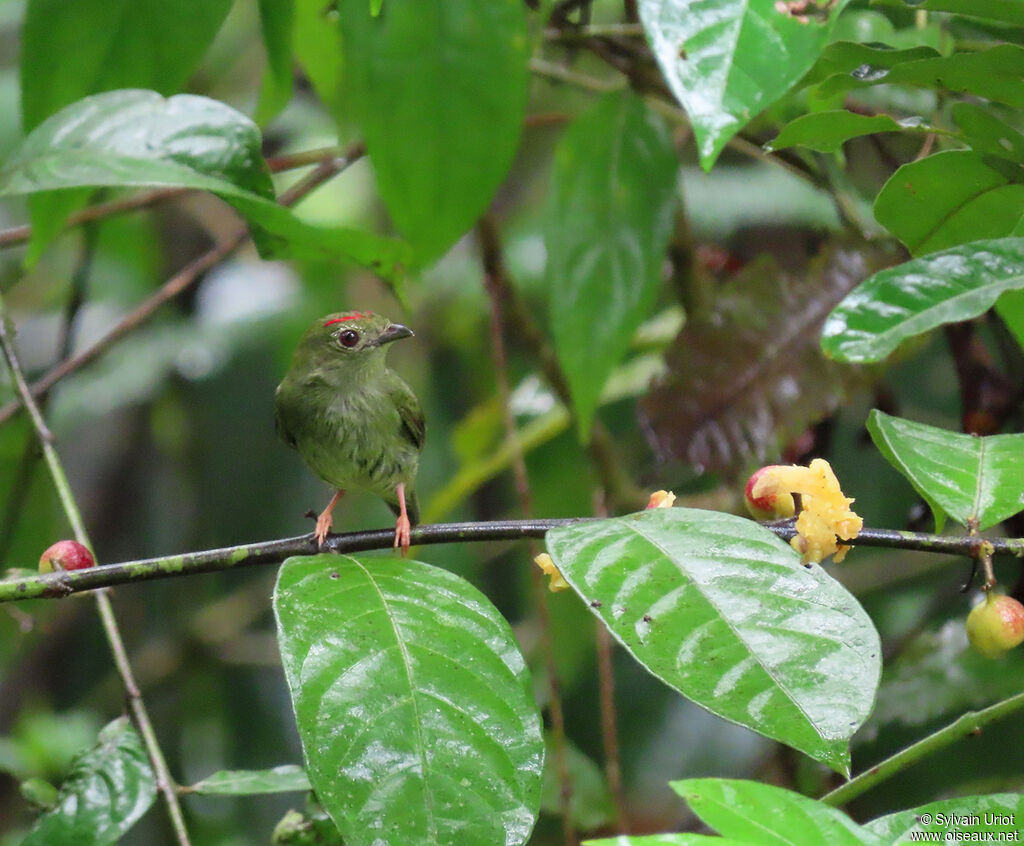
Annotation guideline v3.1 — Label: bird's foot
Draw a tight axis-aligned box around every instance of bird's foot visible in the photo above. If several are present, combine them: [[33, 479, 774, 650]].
[[393, 513, 411, 557], [314, 512, 333, 548]]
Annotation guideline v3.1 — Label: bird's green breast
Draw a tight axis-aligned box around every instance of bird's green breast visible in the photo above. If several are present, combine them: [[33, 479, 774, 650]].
[[275, 372, 419, 505]]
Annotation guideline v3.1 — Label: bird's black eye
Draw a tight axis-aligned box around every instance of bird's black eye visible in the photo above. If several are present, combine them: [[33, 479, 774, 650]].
[[338, 329, 360, 348]]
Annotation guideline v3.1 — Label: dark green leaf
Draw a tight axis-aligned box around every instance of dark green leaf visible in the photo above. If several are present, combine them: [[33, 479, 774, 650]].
[[672, 779, 880, 845], [274, 554, 544, 846], [339, 0, 530, 261], [874, 152, 1024, 255], [546, 91, 678, 439], [545, 509, 881, 774], [997, 289, 1024, 350], [866, 794, 1024, 841], [639, 0, 852, 169], [22, 718, 156, 846], [880, 0, 1024, 26], [641, 247, 880, 475], [768, 110, 927, 153], [867, 409, 1024, 531], [294, 0, 345, 119], [0, 90, 411, 277], [816, 45, 1024, 108], [20, 0, 232, 130], [822, 238, 1024, 362], [191, 765, 311, 795], [256, 0, 296, 124], [954, 103, 1024, 162], [802, 42, 940, 88]]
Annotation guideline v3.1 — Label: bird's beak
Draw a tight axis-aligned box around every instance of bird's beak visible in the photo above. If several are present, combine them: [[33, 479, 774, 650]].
[[375, 323, 414, 346]]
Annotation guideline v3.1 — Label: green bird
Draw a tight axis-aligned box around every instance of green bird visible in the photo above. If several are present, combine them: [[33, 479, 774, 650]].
[[275, 311, 424, 553]]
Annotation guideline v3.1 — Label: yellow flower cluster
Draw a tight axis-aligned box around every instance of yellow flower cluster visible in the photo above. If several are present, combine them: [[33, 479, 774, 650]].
[[751, 459, 862, 565], [534, 553, 569, 592]]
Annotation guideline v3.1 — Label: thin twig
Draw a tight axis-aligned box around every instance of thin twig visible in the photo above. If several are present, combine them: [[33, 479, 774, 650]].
[[478, 215, 577, 845], [0, 296, 192, 846], [3, 521, 1023, 603], [822, 689, 1024, 807], [0, 143, 366, 427]]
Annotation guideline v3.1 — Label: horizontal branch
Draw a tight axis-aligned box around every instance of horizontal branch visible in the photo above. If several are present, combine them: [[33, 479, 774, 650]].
[[1, 518, 1022, 603]]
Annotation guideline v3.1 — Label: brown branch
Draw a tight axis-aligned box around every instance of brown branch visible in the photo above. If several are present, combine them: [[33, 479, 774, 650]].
[[0, 143, 366, 427]]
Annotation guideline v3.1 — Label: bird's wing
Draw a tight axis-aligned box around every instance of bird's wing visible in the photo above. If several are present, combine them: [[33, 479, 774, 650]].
[[391, 378, 426, 451], [273, 385, 298, 448]]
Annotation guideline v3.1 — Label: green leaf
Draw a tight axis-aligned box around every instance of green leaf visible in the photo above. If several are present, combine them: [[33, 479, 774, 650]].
[[997, 288, 1024, 350], [867, 410, 1024, 532], [546, 92, 678, 439], [22, 717, 156, 846], [0, 90, 411, 277], [821, 238, 1024, 362], [294, 0, 345, 119], [671, 779, 881, 845], [875, 152, 1024, 255], [802, 42, 940, 89], [954, 103, 1024, 163], [866, 794, 1024, 841], [816, 44, 1024, 108], [274, 554, 544, 846], [586, 835, 758, 845], [339, 0, 530, 261], [545, 509, 881, 775], [880, 0, 1024, 26], [20, 0, 232, 131], [768, 111, 927, 153], [639, 0, 852, 170], [190, 765, 311, 795], [256, 0, 296, 124]]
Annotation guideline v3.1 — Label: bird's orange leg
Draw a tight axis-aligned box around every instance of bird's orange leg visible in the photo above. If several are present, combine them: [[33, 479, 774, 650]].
[[394, 483, 412, 556], [315, 490, 345, 548]]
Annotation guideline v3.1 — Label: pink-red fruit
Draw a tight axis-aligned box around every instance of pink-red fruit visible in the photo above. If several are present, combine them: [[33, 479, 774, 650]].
[[966, 594, 1024, 658], [744, 466, 796, 521], [39, 540, 95, 574]]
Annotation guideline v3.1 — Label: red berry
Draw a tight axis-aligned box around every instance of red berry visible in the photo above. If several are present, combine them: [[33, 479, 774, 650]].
[[39, 540, 95, 573], [744, 466, 795, 521], [966, 594, 1024, 658]]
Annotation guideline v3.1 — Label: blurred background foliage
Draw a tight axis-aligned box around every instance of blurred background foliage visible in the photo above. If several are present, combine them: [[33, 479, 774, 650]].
[[0, 0, 1022, 843]]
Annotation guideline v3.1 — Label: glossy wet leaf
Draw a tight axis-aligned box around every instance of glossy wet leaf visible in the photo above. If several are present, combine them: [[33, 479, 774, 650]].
[[545, 509, 881, 774], [22, 717, 156, 846], [191, 765, 311, 795], [0, 90, 411, 277], [639, 0, 851, 169], [672, 779, 881, 845], [20, 0, 232, 130], [802, 42, 939, 88], [274, 554, 544, 846], [867, 794, 1024, 841], [822, 238, 1024, 362], [867, 410, 1024, 532], [641, 247, 879, 475], [768, 111, 927, 153], [339, 0, 529, 261], [546, 91, 678, 439], [874, 152, 1024, 255], [816, 44, 1024, 107]]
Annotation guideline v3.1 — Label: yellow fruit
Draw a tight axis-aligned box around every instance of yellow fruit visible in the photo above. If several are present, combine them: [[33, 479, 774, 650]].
[[966, 594, 1024, 658]]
